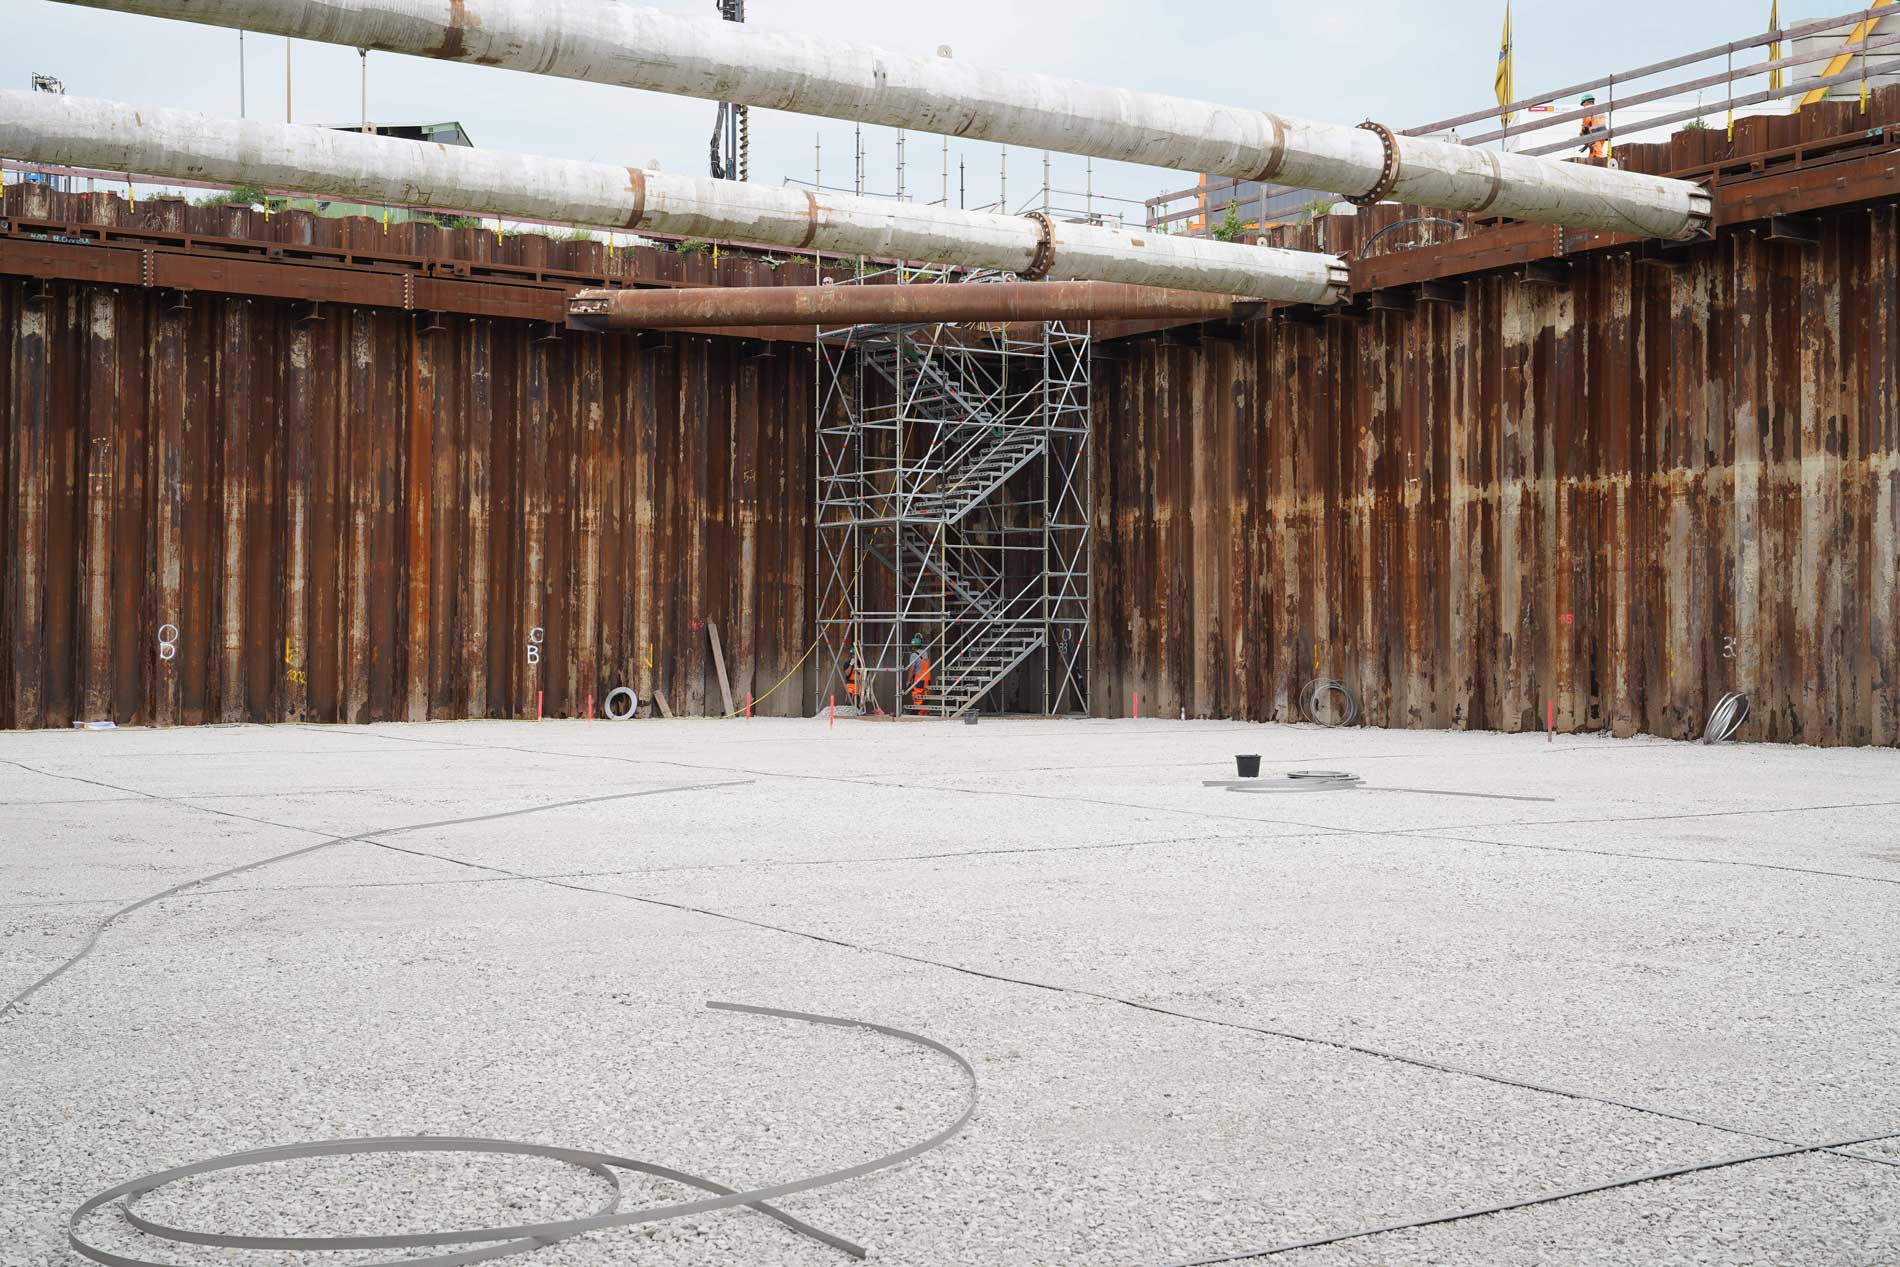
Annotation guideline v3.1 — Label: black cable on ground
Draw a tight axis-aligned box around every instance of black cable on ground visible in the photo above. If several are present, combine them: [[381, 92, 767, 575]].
[[289, 728, 1900, 891], [1153, 1127, 1900, 1266], [276, 728, 1900, 1165], [0, 776, 752, 1019], [362, 833, 1900, 1178], [288, 724, 1900, 876]]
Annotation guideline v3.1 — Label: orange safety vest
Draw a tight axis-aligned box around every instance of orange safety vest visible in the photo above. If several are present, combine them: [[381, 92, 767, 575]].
[[908, 655, 932, 695], [1580, 114, 1607, 160]]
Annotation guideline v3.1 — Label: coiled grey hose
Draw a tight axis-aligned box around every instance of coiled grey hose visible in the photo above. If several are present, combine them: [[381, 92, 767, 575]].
[[1210, 770, 1364, 794], [1298, 679, 1360, 727], [68, 1002, 977, 1267], [1703, 692, 1749, 745]]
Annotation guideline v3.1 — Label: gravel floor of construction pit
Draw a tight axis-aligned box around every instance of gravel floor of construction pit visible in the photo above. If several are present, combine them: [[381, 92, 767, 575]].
[[4, 717, 1897, 1267]]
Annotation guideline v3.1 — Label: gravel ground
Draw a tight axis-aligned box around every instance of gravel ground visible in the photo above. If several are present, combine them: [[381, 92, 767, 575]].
[[2, 718, 1896, 1267]]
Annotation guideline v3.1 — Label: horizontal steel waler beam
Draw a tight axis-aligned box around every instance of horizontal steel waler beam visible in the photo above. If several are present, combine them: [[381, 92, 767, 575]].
[[569, 281, 1254, 329], [0, 91, 1350, 304], [55, 0, 1713, 240]]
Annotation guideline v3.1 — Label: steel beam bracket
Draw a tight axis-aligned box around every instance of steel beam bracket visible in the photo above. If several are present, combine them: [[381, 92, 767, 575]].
[[1020, 211, 1056, 281], [1348, 122, 1402, 208], [1766, 213, 1822, 247], [1635, 239, 1694, 269], [1368, 288, 1415, 315], [1520, 260, 1571, 288]]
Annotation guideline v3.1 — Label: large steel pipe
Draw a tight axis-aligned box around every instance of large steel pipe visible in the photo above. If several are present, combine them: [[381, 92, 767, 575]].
[[53, 0, 1712, 240], [0, 92, 1349, 304], [570, 282, 1248, 329]]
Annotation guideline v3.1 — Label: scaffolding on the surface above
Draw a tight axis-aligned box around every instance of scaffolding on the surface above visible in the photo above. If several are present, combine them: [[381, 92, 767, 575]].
[[815, 269, 1090, 721]]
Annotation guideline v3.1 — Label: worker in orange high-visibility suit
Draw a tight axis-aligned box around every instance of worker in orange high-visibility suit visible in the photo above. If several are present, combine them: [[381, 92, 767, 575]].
[[1579, 95, 1608, 160], [905, 636, 932, 717], [843, 645, 862, 710]]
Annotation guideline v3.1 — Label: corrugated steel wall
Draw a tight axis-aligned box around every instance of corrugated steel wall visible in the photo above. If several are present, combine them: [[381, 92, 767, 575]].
[[1, 197, 814, 729], [1094, 201, 1900, 746], [7, 105, 1900, 746]]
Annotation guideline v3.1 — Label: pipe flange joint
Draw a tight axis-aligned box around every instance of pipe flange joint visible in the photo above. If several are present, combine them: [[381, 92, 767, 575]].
[[1348, 121, 1402, 209], [1019, 211, 1056, 281], [1325, 258, 1353, 303], [1683, 182, 1716, 240]]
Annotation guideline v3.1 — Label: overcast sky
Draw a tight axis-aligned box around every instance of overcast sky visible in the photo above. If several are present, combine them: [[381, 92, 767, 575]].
[[11, 0, 1794, 218]]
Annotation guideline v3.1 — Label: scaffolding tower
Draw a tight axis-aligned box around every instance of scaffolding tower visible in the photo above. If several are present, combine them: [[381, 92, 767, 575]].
[[816, 272, 1091, 720]]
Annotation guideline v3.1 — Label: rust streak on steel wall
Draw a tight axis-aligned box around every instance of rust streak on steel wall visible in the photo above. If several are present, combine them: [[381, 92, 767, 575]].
[[1094, 199, 1900, 747], [0, 191, 817, 729]]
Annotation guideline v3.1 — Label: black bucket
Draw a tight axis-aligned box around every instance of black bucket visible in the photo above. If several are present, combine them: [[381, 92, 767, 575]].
[[1235, 754, 1262, 779]]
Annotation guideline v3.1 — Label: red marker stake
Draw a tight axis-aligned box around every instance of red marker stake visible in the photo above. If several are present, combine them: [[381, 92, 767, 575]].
[[829, 694, 835, 729], [746, 691, 753, 719], [1548, 699, 1555, 742], [587, 694, 594, 721], [537, 690, 544, 722], [1133, 692, 1140, 721]]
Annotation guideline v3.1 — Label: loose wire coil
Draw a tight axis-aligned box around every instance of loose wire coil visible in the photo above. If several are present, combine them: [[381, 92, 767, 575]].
[[1220, 770, 1364, 795], [1298, 679, 1361, 727], [69, 1002, 977, 1267], [1702, 692, 1749, 745]]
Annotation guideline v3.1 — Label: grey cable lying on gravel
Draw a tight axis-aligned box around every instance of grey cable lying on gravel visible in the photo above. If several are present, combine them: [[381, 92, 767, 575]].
[[0, 778, 753, 1019], [69, 1002, 977, 1267], [1153, 1127, 1900, 1265]]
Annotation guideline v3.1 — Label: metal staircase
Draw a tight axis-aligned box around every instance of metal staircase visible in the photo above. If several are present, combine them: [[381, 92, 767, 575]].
[[816, 268, 1092, 719], [922, 621, 1047, 718], [908, 432, 1047, 524], [861, 336, 1050, 526]]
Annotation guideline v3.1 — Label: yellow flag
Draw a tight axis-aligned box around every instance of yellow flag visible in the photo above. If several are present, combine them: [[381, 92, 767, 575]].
[[1495, 2, 1516, 125], [1768, 0, 1783, 93]]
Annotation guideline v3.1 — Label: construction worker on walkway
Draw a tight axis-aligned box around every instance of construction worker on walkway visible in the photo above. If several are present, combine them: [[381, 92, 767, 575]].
[[1579, 95, 1609, 161], [905, 636, 932, 717]]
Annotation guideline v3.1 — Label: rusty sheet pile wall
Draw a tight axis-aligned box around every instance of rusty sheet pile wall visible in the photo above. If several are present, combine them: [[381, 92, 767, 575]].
[[1, 192, 814, 729], [1095, 199, 1899, 747], [7, 90, 1900, 746]]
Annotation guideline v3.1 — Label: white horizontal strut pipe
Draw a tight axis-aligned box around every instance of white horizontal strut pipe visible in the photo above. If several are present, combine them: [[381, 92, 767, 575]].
[[53, 0, 1713, 240], [0, 92, 1349, 304]]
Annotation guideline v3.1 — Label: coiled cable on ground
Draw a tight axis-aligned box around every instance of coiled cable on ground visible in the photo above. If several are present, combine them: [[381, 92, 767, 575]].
[[1298, 679, 1361, 727], [1703, 691, 1749, 745], [1209, 770, 1365, 794], [68, 1002, 976, 1267]]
